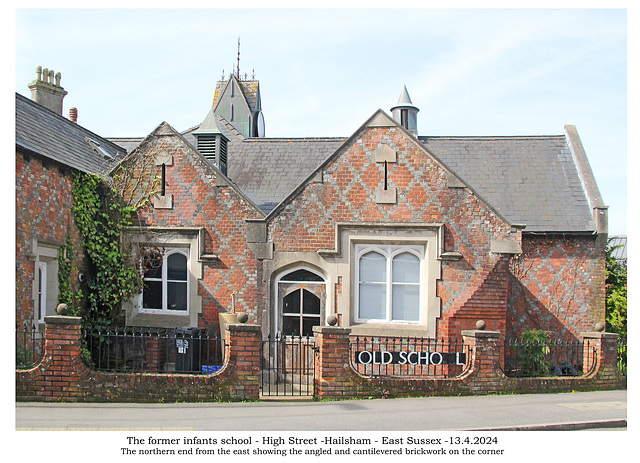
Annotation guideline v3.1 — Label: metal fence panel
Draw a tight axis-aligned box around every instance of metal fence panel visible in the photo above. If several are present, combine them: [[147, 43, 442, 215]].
[[81, 326, 223, 374]]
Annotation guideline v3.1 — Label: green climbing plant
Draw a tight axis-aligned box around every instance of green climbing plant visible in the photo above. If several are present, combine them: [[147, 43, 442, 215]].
[[71, 171, 143, 324], [57, 234, 82, 314]]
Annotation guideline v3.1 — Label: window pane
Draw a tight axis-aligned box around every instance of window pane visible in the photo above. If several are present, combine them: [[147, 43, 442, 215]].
[[144, 263, 162, 280], [359, 283, 386, 319], [359, 252, 386, 283], [167, 253, 187, 281], [143, 280, 163, 310], [302, 317, 321, 337], [392, 284, 420, 321], [392, 252, 420, 283], [302, 290, 321, 314], [167, 281, 187, 311], [283, 290, 301, 314], [280, 269, 324, 282], [283, 316, 300, 336]]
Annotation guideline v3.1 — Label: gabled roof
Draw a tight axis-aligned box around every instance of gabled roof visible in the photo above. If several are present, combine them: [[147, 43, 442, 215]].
[[421, 134, 597, 232], [182, 117, 345, 214], [15, 93, 126, 176], [110, 107, 599, 233]]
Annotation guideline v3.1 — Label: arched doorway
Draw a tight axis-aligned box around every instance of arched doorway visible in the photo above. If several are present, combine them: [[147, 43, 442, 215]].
[[262, 268, 326, 396], [277, 268, 326, 337]]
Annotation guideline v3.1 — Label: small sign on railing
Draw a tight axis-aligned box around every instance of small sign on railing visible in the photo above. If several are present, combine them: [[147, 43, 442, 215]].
[[354, 350, 466, 366]]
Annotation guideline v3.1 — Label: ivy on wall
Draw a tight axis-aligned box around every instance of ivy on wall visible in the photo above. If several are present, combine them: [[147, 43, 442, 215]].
[[71, 171, 143, 324]]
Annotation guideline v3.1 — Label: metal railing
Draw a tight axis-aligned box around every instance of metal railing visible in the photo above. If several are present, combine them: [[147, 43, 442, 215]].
[[16, 323, 44, 369], [261, 334, 315, 396], [350, 336, 469, 378], [504, 338, 591, 377], [617, 337, 627, 375], [81, 325, 224, 374]]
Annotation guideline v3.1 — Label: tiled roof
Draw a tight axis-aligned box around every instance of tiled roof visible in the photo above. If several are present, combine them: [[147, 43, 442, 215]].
[[16, 93, 126, 175], [421, 135, 597, 232], [182, 119, 345, 214], [110, 109, 597, 232]]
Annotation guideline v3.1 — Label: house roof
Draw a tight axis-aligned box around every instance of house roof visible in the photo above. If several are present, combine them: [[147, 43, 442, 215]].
[[15, 93, 126, 176], [181, 118, 345, 214], [421, 134, 598, 233], [109, 108, 599, 233]]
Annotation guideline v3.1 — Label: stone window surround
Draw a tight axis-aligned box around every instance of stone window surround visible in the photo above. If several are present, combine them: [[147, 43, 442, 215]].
[[123, 227, 207, 328], [139, 248, 190, 315], [354, 243, 425, 324], [26, 239, 60, 328]]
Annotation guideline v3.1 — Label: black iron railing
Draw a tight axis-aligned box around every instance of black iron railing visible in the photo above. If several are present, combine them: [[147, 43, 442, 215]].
[[16, 323, 44, 369], [261, 334, 315, 396], [617, 337, 627, 375], [504, 338, 591, 377], [350, 336, 469, 378], [81, 325, 224, 374]]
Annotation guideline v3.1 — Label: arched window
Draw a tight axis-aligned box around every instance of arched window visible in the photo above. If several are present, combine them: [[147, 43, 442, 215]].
[[276, 267, 326, 337], [356, 246, 422, 323], [142, 249, 189, 313]]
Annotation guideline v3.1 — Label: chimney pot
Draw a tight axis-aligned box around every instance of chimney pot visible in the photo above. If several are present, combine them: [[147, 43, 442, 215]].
[[69, 107, 78, 123], [28, 65, 68, 115]]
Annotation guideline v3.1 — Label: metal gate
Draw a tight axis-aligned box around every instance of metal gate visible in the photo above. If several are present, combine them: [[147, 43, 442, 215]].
[[261, 334, 315, 396]]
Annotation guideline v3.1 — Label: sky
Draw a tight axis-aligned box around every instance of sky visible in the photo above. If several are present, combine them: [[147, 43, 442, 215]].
[[11, 6, 629, 236]]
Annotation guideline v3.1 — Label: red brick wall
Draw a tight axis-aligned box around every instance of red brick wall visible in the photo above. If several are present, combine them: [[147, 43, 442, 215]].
[[15, 151, 83, 327], [268, 126, 514, 339], [507, 234, 606, 341], [16, 317, 262, 402], [126, 132, 263, 330]]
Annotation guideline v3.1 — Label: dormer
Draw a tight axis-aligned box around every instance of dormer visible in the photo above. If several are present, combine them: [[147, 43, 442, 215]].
[[193, 108, 228, 176], [390, 85, 419, 135]]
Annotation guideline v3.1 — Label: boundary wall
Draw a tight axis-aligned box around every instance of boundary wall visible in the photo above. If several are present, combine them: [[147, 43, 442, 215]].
[[16, 317, 624, 403], [312, 326, 625, 400]]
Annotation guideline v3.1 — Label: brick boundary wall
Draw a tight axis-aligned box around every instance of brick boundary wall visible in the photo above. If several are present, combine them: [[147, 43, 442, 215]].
[[15, 316, 261, 403], [312, 326, 626, 400], [16, 317, 624, 403]]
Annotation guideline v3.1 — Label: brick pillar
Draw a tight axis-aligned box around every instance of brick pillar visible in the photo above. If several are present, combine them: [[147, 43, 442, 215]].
[[582, 331, 621, 385], [38, 316, 83, 401], [461, 328, 504, 394], [225, 324, 261, 400], [313, 326, 358, 400]]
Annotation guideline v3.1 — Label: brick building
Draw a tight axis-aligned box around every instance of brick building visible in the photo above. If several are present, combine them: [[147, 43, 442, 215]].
[[15, 67, 126, 329], [16, 67, 607, 344]]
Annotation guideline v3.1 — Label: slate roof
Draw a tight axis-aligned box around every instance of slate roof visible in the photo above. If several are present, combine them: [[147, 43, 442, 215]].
[[421, 135, 597, 233], [16, 93, 126, 175], [108, 109, 597, 232], [180, 118, 345, 214]]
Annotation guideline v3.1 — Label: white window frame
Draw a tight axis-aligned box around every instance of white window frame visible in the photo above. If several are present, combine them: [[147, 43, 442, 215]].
[[139, 248, 190, 314], [37, 261, 47, 324], [354, 244, 425, 324]]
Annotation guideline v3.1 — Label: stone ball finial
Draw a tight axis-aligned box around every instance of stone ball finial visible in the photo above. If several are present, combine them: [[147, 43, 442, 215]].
[[237, 312, 248, 324], [327, 314, 339, 326], [56, 303, 70, 315], [476, 320, 487, 331], [595, 322, 605, 332]]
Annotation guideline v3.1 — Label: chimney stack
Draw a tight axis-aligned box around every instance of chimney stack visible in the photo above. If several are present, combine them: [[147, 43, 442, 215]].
[[28, 65, 68, 115]]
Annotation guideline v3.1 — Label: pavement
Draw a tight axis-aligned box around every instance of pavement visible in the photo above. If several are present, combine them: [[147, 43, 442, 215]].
[[15, 389, 626, 431]]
